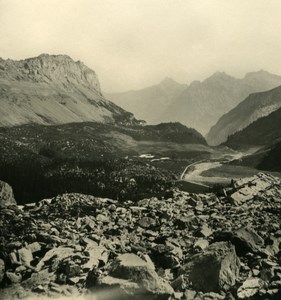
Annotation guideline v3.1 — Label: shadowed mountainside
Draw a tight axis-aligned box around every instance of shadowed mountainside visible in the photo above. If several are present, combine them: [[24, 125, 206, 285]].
[[161, 70, 281, 135], [207, 84, 281, 145], [225, 106, 281, 149], [223, 107, 281, 173]]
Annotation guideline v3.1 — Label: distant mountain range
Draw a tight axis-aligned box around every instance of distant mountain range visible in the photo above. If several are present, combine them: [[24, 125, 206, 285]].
[[0, 54, 140, 127], [108, 70, 281, 135], [1, 54, 281, 158], [207, 85, 281, 145], [105, 77, 187, 124]]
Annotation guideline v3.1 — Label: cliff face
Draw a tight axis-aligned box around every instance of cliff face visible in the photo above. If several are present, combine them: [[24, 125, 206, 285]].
[[0, 54, 102, 94], [0, 54, 140, 127]]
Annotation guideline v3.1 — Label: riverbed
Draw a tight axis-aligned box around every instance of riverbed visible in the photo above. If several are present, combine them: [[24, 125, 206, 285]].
[[182, 150, 250, 186]]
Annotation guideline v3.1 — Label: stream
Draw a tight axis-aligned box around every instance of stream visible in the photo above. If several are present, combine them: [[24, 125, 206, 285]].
[[182, 151, 246, 186]]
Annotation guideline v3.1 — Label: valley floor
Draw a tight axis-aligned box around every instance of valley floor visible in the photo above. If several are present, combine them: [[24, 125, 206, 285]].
[[180, 147, 281, 189]]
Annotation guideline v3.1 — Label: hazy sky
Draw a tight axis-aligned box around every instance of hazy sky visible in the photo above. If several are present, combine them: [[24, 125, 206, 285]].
[[1, 0, 281, 92]]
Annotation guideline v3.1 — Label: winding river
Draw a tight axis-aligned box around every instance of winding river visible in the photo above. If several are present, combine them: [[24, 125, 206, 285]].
[[182, 151, 246, 187]]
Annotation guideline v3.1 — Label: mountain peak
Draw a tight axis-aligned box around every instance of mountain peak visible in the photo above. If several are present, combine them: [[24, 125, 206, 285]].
[[160, 77, 179, 85], [0, 54, 141, 127], [207, 71, 235, 81], [244, 69, 277, 79], [0, 54, 101, 93]]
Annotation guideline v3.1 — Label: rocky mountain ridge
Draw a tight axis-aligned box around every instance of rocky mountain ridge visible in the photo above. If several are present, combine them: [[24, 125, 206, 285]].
[[207, 85, 281, 146], [0, 54, 140, 127], [0, 54, 101, 91], [0, 173, 281, 299], [162, 70, 281, 136], [105, 77, 187, 124]]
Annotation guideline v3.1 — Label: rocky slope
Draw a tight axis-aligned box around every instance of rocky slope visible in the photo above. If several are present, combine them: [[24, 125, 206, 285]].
[[161, 70, 281, 136], [105, 77, 187, 124], [207, 85, 281, 146], [0, 173, 281, 299], [225, 107, 281, 149], [0, 54, 140, 127]]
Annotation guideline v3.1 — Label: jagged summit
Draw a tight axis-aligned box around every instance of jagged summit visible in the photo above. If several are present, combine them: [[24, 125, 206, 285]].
[[0, 54, 140, 127], [160, 70, 281, 135], [204, 71, 236, 83], [0, 54, 101, 93], [244, 69, 273, 78], [160, 77, 181, 86]]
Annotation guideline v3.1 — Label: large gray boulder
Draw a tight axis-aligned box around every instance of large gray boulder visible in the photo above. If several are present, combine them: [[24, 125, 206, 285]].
[[232, 227, 264, 255], [187, 242, 240, 293], [107, 253, 173, 298], [0, 181, 16, 206]]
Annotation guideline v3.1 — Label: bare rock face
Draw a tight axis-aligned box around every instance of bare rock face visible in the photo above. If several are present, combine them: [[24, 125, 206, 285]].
[[230, 173, 281, 204], [0, 181, 16, 206], [0, 54, 140, 127], [0, 54, 101, 92], [187, 242, 240, 292]]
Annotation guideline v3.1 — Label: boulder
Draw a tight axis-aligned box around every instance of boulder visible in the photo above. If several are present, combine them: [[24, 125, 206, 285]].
[[83, 244, 108, 271], [198, 224, 213, 238], [62, 261, 81, 277], [27, 242, 42, 253], [36, 247, 76, 271], [151, 244, 181, 269], [109, 253, 173, 297], [230, 173, 279, 204], [237, 278, 265, 299], [6, 272, 22, 283], [194, 239, 209, 251], [232, 227, 264, 255], [187, 242, 240, 292], [18, 246, 33, 267], [97, 275, 141, 299], [138, 217, 157, 229], [0, 181, 16, 206]]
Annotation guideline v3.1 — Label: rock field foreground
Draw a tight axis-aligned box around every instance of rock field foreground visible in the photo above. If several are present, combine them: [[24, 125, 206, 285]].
[[0, 173, 281, 299]]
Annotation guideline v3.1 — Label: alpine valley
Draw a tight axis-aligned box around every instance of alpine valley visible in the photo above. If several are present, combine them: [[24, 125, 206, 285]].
[[1, 54, 281, 300]]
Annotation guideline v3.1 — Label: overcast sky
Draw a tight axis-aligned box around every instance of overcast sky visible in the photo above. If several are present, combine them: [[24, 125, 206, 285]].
[[1, 0, 281, 92]]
